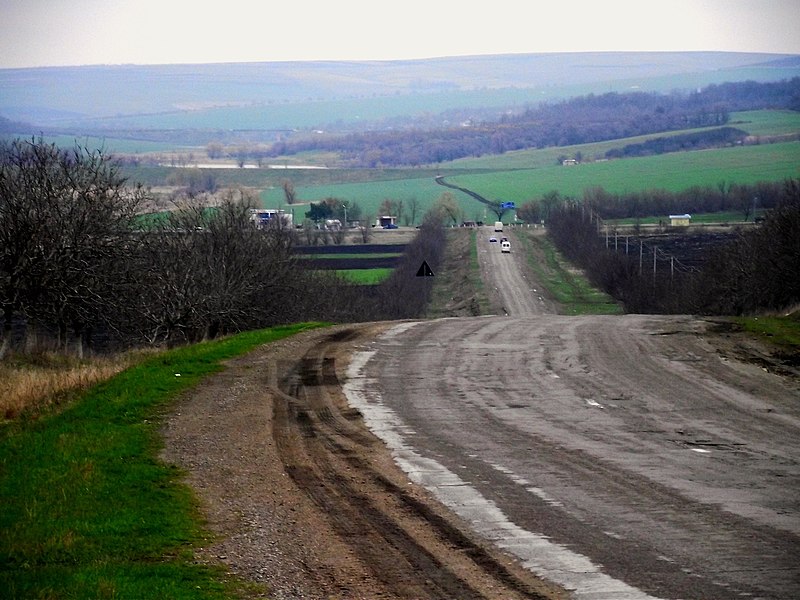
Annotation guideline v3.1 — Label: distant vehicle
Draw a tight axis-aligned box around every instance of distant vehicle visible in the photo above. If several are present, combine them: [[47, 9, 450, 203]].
[[494, 221, 503, 232], [489, 236, 498, 243], [382, 223, 398, 229], [500, 236, 508, 243], [501, 240, 511, 253]]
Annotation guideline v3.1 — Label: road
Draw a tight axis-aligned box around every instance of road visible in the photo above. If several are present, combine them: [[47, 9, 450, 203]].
[[343, 226, 800, 599], [476, 227, 555, 316]]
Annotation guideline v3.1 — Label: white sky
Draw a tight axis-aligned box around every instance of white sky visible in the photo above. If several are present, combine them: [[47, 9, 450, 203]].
[[1, 0, 799, 69]]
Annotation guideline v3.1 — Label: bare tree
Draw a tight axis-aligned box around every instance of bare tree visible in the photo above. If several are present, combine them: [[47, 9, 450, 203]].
[[432, 192, 461, 226], [206, 142, 224, 160], [129, 189, 297, 345], [516, 201, 541, 224], [378, 198, 397, 217], [282, 180, 297, 205], [358, 216, 374, 243], [407, 197, 420, 226], [0, 137, 147, 357]]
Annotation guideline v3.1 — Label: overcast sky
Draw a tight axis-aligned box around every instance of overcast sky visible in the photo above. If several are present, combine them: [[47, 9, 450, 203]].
[[1, 0, 799, 69]]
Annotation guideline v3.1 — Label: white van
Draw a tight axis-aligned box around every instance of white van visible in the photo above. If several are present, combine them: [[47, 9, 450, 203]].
[[501, 240, 511, 253], [494, 221, 503, 232]]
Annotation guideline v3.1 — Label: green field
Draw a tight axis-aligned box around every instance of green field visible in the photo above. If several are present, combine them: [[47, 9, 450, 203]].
[[729, 110, 800, 136], [109, 109, 800, 226], [258, 139, 799, 223], [0, 133, 188, 154], [443, 141, 799, 204], [335, 268, 394, 284], [251, 110, 800, 222], [445, 110, 800, 170], [259, 176, 490, 225]]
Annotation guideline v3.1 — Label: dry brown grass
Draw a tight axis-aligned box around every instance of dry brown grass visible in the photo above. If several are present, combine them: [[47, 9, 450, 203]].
[[0, 352, 141, 420]]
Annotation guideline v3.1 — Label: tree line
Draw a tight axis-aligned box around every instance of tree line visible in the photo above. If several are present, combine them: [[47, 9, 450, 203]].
[[603, 126, 750, 160], [0, 138, 448, 358], [545, 179, 800, 315], [516, 179, 788, 225], [261, 78, 800, 167]]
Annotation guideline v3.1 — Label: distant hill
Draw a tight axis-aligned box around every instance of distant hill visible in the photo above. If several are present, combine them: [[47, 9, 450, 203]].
[[1, 51, 798, 144]]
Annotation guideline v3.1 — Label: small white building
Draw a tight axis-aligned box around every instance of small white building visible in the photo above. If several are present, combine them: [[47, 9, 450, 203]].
[[376, 215, 398, 227], [669, 214, 692, 226]]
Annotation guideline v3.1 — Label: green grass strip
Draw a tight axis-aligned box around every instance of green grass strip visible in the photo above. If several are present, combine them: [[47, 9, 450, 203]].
[[733, 312, 800, 350], [0, 322, 328, 599], [468, 229, 491, 315], [335, 268, 394, 284], [516, 230, 623, 315]]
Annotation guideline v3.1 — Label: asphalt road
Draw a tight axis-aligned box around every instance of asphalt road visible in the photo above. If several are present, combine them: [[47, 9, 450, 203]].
[[478, 228, 554, 316], [344, 227, 800, 599]]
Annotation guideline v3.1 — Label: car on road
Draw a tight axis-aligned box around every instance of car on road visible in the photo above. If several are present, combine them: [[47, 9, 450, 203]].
[[501, 240, 511, 253], [489, 236, 498, 243], [382, 223, 398, 229]]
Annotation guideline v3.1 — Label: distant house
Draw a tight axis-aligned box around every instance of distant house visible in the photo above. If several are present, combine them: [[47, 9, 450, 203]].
[[249, 209, 292, 229], [562, 158, 578, 166], [669, 214, 692, 226]]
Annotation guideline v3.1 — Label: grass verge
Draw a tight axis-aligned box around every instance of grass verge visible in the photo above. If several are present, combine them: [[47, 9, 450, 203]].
[[335, 268, 394, 284], [0, 322, 327, 599], [0, 352, 141, 420], [515, 229, 623, 315], [734, 310, 800, 351], [427, 229, 489, 318], [468, 229, 492, 315]]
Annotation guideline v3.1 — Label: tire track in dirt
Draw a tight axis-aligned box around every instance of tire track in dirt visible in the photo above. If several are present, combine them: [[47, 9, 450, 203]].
[[270, 327, 562, 600]]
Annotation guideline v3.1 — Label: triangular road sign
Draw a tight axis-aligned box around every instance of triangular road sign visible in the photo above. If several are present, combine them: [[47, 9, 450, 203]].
[[416, 260, 434, 277]]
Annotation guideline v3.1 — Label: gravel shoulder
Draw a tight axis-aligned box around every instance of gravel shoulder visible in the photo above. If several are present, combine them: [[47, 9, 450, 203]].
[[161, 323, 567, 599]]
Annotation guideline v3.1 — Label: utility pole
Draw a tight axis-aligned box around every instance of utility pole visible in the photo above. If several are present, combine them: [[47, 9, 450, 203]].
[[670, 256, 674, 285], [653, 246, 658, 291], [639, 240, 643, 275]]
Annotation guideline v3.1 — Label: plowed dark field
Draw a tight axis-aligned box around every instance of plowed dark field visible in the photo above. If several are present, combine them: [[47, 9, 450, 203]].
[[296, 243, 407, 270], [610, 230, 737, 269]]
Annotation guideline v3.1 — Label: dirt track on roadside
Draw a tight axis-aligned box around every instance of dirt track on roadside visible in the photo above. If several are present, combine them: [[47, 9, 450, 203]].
[[161, 323, 567, 599]]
